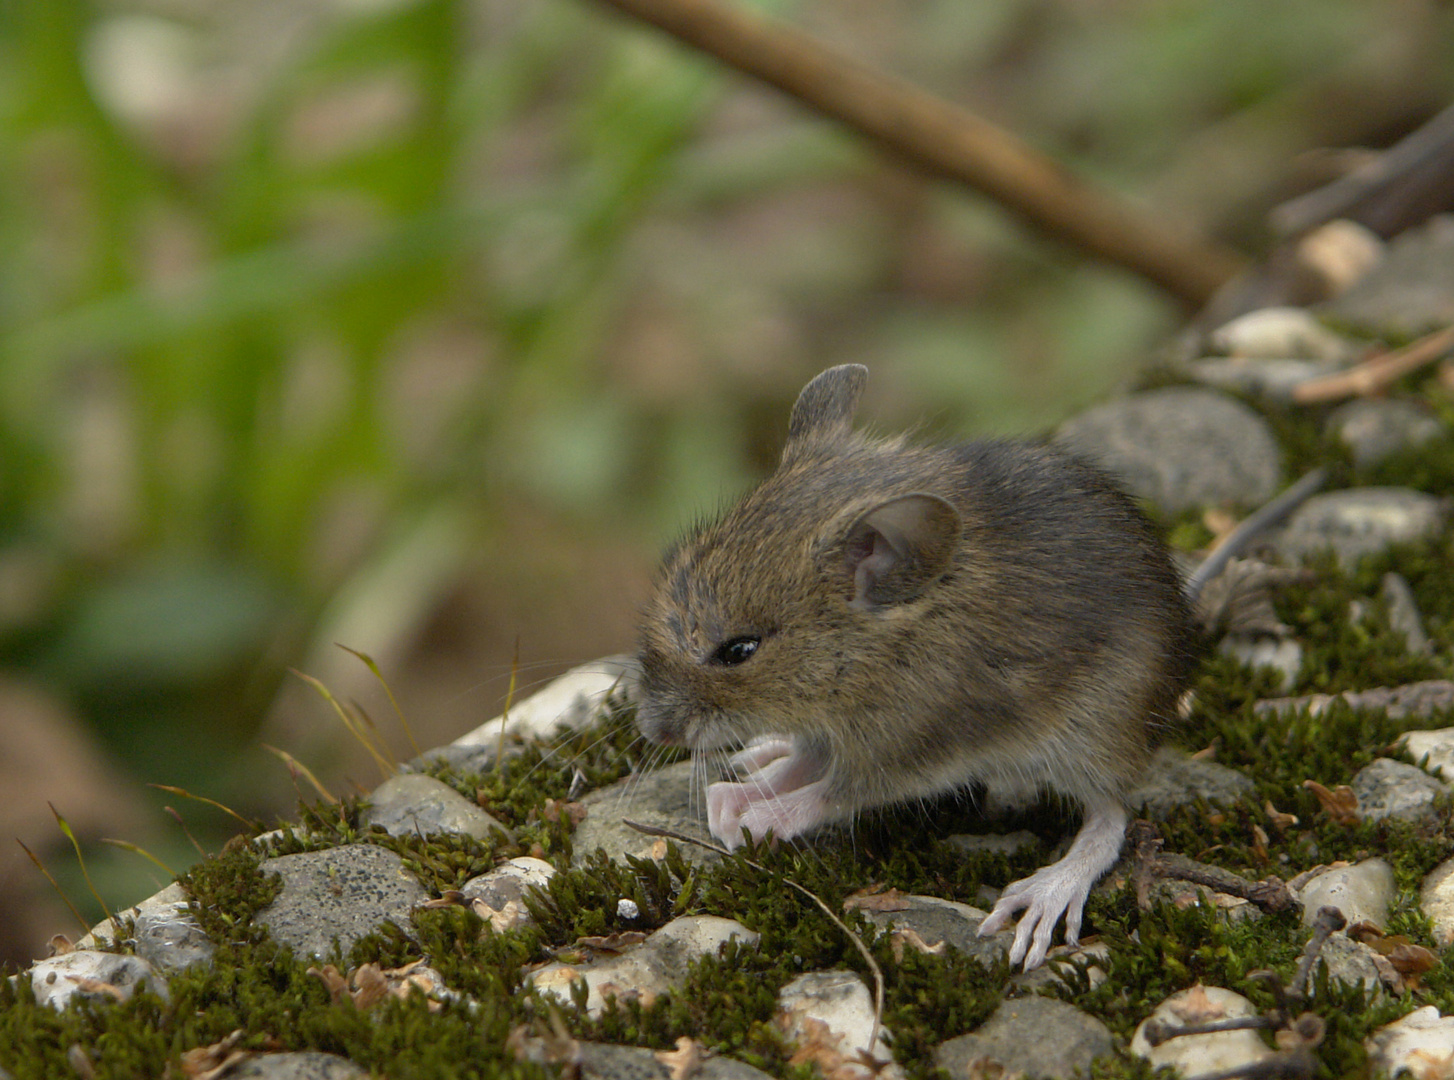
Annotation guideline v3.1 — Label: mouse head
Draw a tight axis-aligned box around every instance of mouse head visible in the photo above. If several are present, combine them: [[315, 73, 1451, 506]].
[[636, 365, 962, 751]]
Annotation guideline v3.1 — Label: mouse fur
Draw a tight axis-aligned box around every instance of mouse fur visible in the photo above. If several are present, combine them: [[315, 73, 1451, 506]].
[[635, 364, 1197, 967]]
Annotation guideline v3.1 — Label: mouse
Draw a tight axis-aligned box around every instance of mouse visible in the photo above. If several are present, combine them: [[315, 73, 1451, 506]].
[[634, 364, 1288, 969]]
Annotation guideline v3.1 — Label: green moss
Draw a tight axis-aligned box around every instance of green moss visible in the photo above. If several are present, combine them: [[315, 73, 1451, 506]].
[[8, 378, 1454, 1079]]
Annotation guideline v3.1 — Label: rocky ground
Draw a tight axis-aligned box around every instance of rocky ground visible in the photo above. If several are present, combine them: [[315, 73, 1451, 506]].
[[6, 216, 1454, 1078]]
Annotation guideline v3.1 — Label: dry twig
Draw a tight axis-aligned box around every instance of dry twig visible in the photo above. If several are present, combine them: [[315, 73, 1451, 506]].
[[591, 0, 1246, 306]]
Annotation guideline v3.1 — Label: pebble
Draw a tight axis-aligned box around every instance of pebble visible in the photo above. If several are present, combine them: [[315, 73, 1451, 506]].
[[936, 996, 1112, 1080], [79, 882, 215, 974], [461, 856, 556, 932], [511, 1038, 775, 1080], [1321, 214, 1454, 337], [850, 894, 1012, 970], [450, 655, 637, 752], [1327, 399, 1445, 470], [1399, 727, 1454, 780], [1380, 572, 1435, 656], [1256, 680, 1454, 720], [1293, 859, 1395, 928], [1419, 858, 1454, 947], [1183, 356, 1329, 402], [1054, 387, 1282, 515], [1217, 634, 1302, 693], [363, 773, 514, 844], [777, 971, 900, 1079], [1125, 747, 1256, 818], [1276, 488, 1448, 568], [1316, 932, 1387, 995], [21, 951, 167, 1010], [225, 1053, 370, 1079], [1351, 758, 1450, 824], [1208, 306, 1356, 362], [1295, 220, 1383, 298], [1130, 985, 1275, 1073], [254, 844, 429, 960], [570, 758, 720, 868], [1365, 1007, 1454, 1080], [529, 915, 758, 1018]]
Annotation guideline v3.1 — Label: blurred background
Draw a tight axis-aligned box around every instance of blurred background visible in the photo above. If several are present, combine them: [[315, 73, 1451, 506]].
[[2, 0, 1452, 965]]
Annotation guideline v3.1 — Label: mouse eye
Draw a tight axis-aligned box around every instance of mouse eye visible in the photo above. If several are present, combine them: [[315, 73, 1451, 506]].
[[711, 635, 761, 666]]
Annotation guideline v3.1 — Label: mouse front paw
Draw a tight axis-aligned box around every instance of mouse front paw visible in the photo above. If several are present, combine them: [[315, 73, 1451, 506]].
[[705, 776, 834, 850]]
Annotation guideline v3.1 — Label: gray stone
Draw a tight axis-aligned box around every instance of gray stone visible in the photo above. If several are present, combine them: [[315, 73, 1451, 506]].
[[1366, 1007, 1454, 1080], [1294, 858, 1395, 928], [452, 655, 637, 750], [1010, 942, 1111, 994], [1209, 306, 1356, 361], [571, 759, 719, 868], [1217, 634, 1302, 693], [225, 1053, 369, 1079], [461, 856, 556, 931], [1381, 573, 1434, 656], [512, 1040, 775, 1080], [1315, 932, 1385, 994], [1321, 215, 1454, 336], [255, 844, 429, 960], [1352, 758, 1450, 824], [530, 915, 758, 1018], [133, 896, 215, 974], [1399, 727, 1454, 781], [77, 882, 214, 974], [363, 773, 513, 843], [1184, 357, 1329, 402], [1256, 680, 1454, 720], [1127, 747, 1255, 818], [777, 971, 899, 1077], [853, 894, 1012, 969], [1327, 399, 1444, 470], [1420, 859, 1454, 947], [1131, 986, 1275, 1073], [1277, 488, 1447, 568], [1055, 388, 1282, 515], [936, 996, 1112, 1080], [21, 951, 167, 1010]]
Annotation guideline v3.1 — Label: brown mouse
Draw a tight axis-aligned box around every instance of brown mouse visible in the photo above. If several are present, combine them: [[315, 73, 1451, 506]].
[[635, 364, 1196, 969]]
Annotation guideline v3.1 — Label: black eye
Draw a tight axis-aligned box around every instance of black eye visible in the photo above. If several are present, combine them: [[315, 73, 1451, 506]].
[[711, 635, 761, 666]]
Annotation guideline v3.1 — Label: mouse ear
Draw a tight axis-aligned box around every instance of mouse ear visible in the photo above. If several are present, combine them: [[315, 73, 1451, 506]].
[[784, 365, 868, 457], [841, 493, 961, 610]]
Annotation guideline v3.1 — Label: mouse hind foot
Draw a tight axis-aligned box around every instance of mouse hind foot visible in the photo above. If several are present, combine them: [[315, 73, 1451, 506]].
[[976, 797, 1128, 970]]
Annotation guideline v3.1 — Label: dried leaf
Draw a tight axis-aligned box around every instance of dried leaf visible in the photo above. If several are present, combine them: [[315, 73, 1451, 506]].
[[1264, 801, 1299, 831], [843, 888, 911, 913], [1169, 984, 1227, 1025], [542, 799, 588, 825], [1251, 824, 1269, 862], [472, 897, 525, 933], [350, 963, 388, 1010], [1302, 780, 1359, 825], [178, 1030, 250, 1079], [890, 927, 945, 961], [47, 935, 75, 956], [574, 931, 648, 953], [307, 965, 351, 1006], [65, 976, 127, 1001], [655, 1036, 709, 1080]]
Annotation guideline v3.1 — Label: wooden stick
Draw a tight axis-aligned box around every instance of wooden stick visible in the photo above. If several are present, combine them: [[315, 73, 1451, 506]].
[[590, 0, 1247, 307], [1291, 324, 1454, 402]]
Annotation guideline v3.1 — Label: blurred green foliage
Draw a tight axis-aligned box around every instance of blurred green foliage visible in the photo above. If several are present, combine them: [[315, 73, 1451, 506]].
[[0, 0, 1451, 822]]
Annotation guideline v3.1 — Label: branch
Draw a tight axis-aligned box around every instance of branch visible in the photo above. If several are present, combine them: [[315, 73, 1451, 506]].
[[589, 0, 1248, 306]]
